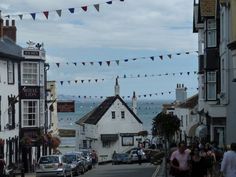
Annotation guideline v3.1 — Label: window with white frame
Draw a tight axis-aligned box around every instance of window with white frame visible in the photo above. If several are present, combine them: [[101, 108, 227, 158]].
[[207, 71, 217, 100], [205, 19, 217, 48], [7, 61, 14, 84], [22, 62, 39, 85], [22, 100, 38, 127]]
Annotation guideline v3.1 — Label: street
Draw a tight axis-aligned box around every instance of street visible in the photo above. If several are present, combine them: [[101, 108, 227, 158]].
[[81, 163, 159, 177]]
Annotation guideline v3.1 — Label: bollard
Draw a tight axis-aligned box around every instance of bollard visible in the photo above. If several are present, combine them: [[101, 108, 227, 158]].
[[21, 168, 24, 177]]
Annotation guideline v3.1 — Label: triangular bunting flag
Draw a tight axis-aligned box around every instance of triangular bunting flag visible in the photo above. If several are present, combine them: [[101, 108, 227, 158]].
[[132, 58, 137, 61], [185, 52, 190, 54], [169, 92, 171, 94], [81, 80, 84, 83], [95, 79, 98, 82], [137, 74, 140, 77], [124, 74, 126, 78], [88, 79, 91, 83], [180, 72, 183, 75], [106, 1, 113, 4], [167, 54, 172, 59], [106, 61, 110, 66], [187, 72, 190, 75], [159, 55, 163, 60], [98, 61, 102, 66], [69, 8, 75, 13], [161, 92, 164, 95], [30, 13, 36, 20], [144, 95, 146, 97], [43, 11, 49, 19], [75, 80, 78, 83], [60, 81, 63, 85], [150, 56, 154, 61], [120, 0, 125, 1], [81, 6, 88, 12], [56, 63, 60, 68], [66, 62, 69, 65], [176, 53, 181, 55], [68, 81, 71, 84], [115, 60, 119, 65], [73, 62, 77, 66], [82, 62, 85, 66], [124, 59, 128, 62], [149, 94, 152, 97], [102, 79, 104, 81], [19, 14, 23, 20], [90, 62, 94, 65], [56, 10, 62, 17], [194, 71, 197, 74], [94, 4, 100, 12]]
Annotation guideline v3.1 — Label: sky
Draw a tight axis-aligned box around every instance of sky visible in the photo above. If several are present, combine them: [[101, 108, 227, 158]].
[[0, 0, 198, 101]]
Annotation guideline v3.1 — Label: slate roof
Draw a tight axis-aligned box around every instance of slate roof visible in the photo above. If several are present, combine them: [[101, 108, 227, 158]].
[[75, 95, 142, 125], [176, 94, 198, 109], [0, 37, 22, 59]]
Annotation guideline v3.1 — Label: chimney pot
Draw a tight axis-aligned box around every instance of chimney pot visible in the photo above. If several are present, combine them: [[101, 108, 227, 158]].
[[6, 20, 9, 26]]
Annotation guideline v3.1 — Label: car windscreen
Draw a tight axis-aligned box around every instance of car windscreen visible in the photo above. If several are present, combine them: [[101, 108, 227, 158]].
[[64, 154, 77, 163], [39, 156, 59, 164]]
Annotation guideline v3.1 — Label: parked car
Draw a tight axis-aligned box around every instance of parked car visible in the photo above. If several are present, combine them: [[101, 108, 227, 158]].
[[112, 153, 129, 165], [35, 155, 73, 177], [64, 152, 87, 175], [127, 149, 147, 163], [79, 149, 93, 170]]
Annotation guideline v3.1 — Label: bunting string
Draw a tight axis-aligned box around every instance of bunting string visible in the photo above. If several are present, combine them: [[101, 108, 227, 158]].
[[58, 87, 199, 100], [2, 0, 125, 20], [49, 50, 198, 69], [56, 71, 198, 86]]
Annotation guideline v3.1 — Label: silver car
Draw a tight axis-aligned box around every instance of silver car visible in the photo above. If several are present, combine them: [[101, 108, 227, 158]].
[[36, 155, 73, 177]]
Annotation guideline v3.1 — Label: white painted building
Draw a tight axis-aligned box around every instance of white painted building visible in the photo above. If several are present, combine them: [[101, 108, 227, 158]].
[[0, 36, 22, 165], [75, 80, 143, 162]]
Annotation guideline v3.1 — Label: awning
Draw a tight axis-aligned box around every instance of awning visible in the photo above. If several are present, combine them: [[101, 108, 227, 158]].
[[101, 134, 119, 142], [195, 125, 207, 138], [188, 124, 199, 137]]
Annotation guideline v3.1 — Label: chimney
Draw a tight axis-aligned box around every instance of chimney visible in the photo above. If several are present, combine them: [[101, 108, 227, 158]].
[[2, 19, 17, 42], [114, 76, 120, 96], [132, 91, 137, 115], [175, 83, 187, 103]]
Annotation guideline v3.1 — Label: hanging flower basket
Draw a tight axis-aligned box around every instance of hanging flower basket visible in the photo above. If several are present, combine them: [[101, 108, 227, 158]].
[[0, 139, 4, 146], [50, 136, 61, 150], [20, 136, 32, 146]]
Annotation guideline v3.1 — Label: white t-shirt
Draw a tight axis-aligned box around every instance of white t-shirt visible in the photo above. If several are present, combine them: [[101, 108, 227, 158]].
[[221, 150, 236, 177], [170, 149, 190, 171]]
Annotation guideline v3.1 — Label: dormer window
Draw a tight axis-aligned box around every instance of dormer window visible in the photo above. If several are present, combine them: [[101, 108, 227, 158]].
[[205, 19, 217, 48]]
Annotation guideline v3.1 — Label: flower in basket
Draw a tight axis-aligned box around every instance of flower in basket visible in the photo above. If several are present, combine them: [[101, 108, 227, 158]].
[[20, 136, 32, 146], [0, 139, 4, 146], [50, 136, 61, 150]]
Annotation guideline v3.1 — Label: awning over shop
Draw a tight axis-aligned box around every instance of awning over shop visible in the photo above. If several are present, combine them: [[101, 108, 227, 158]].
[[188, 124, 199, 137], [195, 124, 207, 138], [101, 134, 119, 142]]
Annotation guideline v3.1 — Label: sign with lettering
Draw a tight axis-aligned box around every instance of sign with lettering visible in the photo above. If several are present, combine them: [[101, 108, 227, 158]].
[[20, 86, 40, 99], [23, 50, 40, 56], [57, 101, 75, 112]]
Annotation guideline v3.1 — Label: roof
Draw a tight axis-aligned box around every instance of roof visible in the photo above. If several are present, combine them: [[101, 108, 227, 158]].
[[0, 37, 23, 59], [75, 95, 142, 125], [176, 94, 198, 109]]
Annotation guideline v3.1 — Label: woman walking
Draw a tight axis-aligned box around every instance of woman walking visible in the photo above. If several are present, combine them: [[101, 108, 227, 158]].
[[190, 147, 207, 177]]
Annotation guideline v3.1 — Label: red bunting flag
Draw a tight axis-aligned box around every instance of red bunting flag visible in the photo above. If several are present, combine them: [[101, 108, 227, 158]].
[[81, 6, 88, 12], [43, 11, 49, 19]]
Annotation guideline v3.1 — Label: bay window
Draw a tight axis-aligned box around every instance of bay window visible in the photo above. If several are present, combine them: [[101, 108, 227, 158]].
[[22, 100, 39, 127], [205, 19, 217, 48], [22, 62, 39, 85]]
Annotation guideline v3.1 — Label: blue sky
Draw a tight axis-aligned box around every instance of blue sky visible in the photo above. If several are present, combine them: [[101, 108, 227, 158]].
[[1, 0, 198, 100]]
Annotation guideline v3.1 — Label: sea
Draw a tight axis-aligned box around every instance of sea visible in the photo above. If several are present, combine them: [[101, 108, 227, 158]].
[[57, 99, 172, 153]]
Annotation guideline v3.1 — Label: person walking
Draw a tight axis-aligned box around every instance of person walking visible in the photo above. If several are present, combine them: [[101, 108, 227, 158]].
[[190, 147, 207, 177], [0, 154, 6, 177], [204, 143, 216, 177], [91, 150, 98, 168], [170, 141, 190, 177], [137, 147, 143, 165], [220, 143, 236, 177]]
